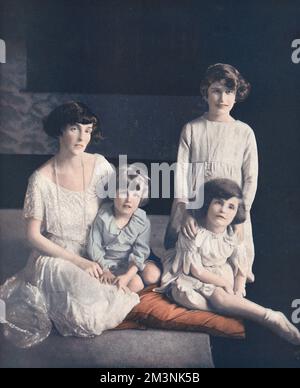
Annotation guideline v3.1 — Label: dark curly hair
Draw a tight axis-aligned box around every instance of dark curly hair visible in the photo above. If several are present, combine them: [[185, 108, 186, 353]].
[[195, 178, 246, 226], [200, 63, 251, 103], [43, 101, 102, 142]]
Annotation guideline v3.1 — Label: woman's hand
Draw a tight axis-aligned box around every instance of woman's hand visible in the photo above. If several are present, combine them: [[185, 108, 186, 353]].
[[233, 223, 245, 243], [100, 270, 116, 284], [78, 258, 103, 279], [181, 215, 198, 240], [113, 274, 131, 293]]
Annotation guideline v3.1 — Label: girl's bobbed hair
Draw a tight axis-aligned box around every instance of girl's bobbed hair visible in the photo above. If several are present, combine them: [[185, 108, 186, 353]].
[[195, 178, 247, 225], [43, 101, 102, 142], [200, 63, 251, 103]]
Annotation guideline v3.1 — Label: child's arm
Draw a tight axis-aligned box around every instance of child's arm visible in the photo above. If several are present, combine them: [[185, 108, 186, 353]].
[[164, 200, 185, 249], [114, 263, 139, 291], [176, 124, 192, 205], [87, 216, 107, 271], [190, 264, 234, 294], [164, 124, 197, 247], [164, 201, 198, 248], [112, 219, 151, 291], [233, 223, 245, 242], [228, 244, 248, 296], [234, 270, 247, 297], [236, 130, 258, 242], [128, 218, 151, 272], [242, 129, 258, 214]]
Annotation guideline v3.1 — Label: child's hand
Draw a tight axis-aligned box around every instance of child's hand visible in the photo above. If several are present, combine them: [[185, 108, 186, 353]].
[[234, 287, 246, 298], [181, 215, 198, 240], [113, 274, 131, 293], [100, 270, 116, 284], [222, 281, 234, 295], [233, 223, 245, 243]]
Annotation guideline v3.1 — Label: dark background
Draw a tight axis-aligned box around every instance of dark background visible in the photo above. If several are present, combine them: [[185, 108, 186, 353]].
[[0, 0, 300, 367]]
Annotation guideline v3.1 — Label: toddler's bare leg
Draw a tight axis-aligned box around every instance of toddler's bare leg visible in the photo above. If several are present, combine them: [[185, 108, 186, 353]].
[[128, 274, 144, 293], [142, 262, 161, 285]]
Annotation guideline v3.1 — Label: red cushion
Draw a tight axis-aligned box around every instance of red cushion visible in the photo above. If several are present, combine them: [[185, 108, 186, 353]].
[[127, 286, 245, 339]]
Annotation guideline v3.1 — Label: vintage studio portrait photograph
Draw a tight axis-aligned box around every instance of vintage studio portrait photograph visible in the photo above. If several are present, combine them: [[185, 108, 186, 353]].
[[0, 0, 299, 369]]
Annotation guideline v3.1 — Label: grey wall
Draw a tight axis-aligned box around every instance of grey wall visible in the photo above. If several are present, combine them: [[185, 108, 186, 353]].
[[0, 39, 202, 159]]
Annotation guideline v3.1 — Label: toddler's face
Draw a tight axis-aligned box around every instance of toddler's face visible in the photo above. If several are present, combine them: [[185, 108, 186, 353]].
[[207, 81, 236, 116], [207, 197, 239, 229], [114, 189, 142, 217]]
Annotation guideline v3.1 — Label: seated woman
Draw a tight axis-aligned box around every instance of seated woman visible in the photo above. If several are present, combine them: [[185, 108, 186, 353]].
[[88, 165, 161, 293], [157, 179, 300, 346], [0, 101, 140, 348]]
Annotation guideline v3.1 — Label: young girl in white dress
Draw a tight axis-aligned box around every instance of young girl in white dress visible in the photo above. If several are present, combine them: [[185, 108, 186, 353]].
[[88, 165, 161, 293], [165, 63, 258, 284], [0, 102, 140, 348], [158, 179, 300, 346]]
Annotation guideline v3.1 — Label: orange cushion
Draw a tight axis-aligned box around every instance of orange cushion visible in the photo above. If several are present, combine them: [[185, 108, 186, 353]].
[[115, 320, 146, 330], [127, 285, 245, 339]]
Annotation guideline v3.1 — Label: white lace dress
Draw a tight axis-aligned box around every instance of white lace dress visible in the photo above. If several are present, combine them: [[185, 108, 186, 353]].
[[0, 154, 140, 348]]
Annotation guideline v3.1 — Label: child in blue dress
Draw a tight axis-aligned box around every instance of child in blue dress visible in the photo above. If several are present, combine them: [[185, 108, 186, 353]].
[[88, 165, 161, 293], [158, 179, 300, 346]]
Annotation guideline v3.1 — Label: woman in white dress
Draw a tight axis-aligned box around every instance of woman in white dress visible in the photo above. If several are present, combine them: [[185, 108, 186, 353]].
[[0, 102, 139, 348]]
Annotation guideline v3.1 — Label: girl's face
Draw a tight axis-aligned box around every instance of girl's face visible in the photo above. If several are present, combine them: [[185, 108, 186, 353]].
[[114, 189, 142, 218], [206, 197, 239, 229], [207, 81, 236, 116], [59, 123, 93, 155]]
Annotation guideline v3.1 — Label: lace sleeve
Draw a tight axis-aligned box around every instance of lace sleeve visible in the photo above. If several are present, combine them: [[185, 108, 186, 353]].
[[23, 172, 45, 221]]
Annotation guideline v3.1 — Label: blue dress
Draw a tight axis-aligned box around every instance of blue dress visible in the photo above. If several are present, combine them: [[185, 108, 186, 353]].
[[88, 202, 151, 275]]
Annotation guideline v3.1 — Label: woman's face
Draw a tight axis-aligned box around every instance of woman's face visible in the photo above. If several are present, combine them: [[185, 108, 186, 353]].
[[114, 189, 142, 218], [59, 123, 93, 155], [207, 81, 236, 116], [206, 197, 239, 229]]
